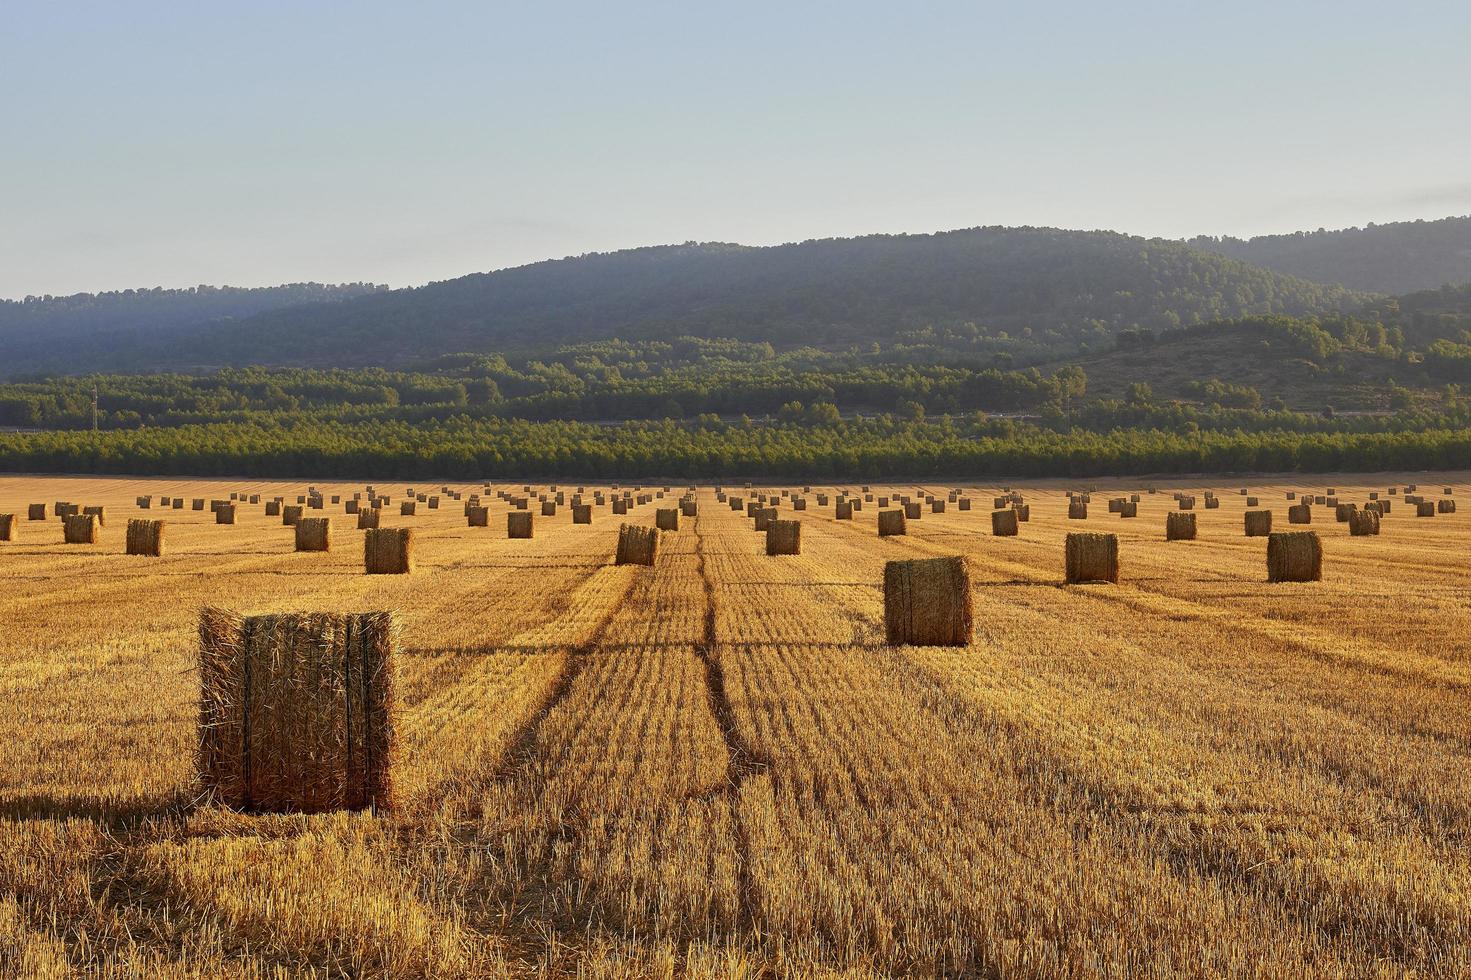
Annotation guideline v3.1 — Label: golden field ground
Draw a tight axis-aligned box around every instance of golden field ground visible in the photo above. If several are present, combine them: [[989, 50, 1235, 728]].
[[3, 473, 1471, 978]]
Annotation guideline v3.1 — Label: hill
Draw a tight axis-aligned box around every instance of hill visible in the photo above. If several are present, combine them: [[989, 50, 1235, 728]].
[[1190, 216, 1471, 294], [0, 227, 1362, 377]]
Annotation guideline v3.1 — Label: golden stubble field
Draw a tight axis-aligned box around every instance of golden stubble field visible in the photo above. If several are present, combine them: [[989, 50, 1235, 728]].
[[4, 473, 1471, 978]]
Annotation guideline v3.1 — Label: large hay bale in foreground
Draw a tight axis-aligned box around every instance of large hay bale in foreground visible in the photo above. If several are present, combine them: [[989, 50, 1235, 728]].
[[1064, 532, 1119, 584], [126, 518, 165, 556], [878, 509, 906, 536], [1067, 501, 1088, 520], [992, 509, 1019, 536], [572, 503, 593, 524], [215, 503, 237, 525], [365, 528, 413, 574], [1267, 531, 1322, 583], [282, 505, 303, 526], [1288, 503, 1312, 524], [883, 556, 972, 646], [28, 503, 46, 521], [508, 512, 534, 538], [64, 514, 99, 544], [295, 517, 333, 552], [1349, 509, 1381, 536], [615, 523, 659, 565], [1165, 512, 1197, 541], [0, 513, 15, 542], [197, 608, 397, 813], [1244, 510, 1272, 537], [656, 508, 680, 531], [766, 519, 802, 555]]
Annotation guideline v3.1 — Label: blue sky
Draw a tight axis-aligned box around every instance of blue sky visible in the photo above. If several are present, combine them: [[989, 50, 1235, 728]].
[[3, 1, 1469, 297]]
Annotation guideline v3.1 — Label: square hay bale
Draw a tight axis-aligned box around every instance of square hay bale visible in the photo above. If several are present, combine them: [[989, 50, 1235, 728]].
[[357, 507, 382, 530], [753, 507, 777, 531], [28, 503, 46, 520], [1369, 492, 1379, 500], [850, 498, 862, 511], [613, 499, 629, 515], [903, 501, 922, 520], [345, 499, 360, 515], [1067, 501, 1088, 520], [126, 518, 165, 555], [878, 509, 907, 536], [1325, 496, 1339, 508], [1286, 491, 1296, 500], [656, 508, 680, 531], [816, 494, 829, 506], [1130, 493, 1141, 503], [1244, 510, 1272, 537], [1205, 497, 1220, 509], [883, 556, 972, 646], [1314, 495, 1327, 506], [216, 503, 237, 525], [171, 498, 185, 509], [680, 499, 698, 517], [792, 498, 807, 511], [728, 496, 744, 511], [1267, 531, 1322, 583], [83, 505, 107, 527], [930, 499, 946, 514], [1177, 496, 1196, 510], [992, 509, 1019, 536], [766, 519, 802, 555], [295, 517, 333, 552], [1349, 509, 1381, 536], [364, 527, 412, 574], [282, 505, 303, 526], [1288, 503, 1312, 524], [1165, 512, 1197, 541], [615, 523, 659, 565], [1013, 504, 1030, 522], [572, 504, 593, 524], [541, 501, 557, 517], [957, 498, 971, 511], [331, 495, 341, 505], [0, 513, 15, 541], [64, 513, 99, 544], [265, 501, 282, 517], [836, 500, 853, 520], [400, 501, 417, 517], [1119, 501, 1138, 518], [1379, 499, 1393, 515], [192, 498, 206, 511], [308, 497, 324, 510], [1108, 498, 1122, 513], [137, 496, 152, 508], [1418, 501, 1436, 517], [1246, 496, 1259, 507], [197, 608, 397, 812], [1065, 532, 1119, 584], [465, 504, 490, 527], [1335, 503, 1356, 523], [1439, 499, 1457, 513], [427, 497, 439, 510], [508, 511, 534, 538]]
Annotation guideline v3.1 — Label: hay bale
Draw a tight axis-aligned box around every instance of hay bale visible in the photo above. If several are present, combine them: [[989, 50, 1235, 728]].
[[427, 496, 439, 510], [197, 608, 397, 812], [365, 528, 413, 574], [878, 509, 907, 536], [216, 503, 237, 525], [282, 505, 303, 526], [0, 513, 15, 542], [27, 503, 46, 521], [171, 498, 185, 509], [616, 523, 659, 565], [992, 509, 1019, 536], [613, 499, 629, 515], [1244, 510, 1272, 537], [345, 499, 360, 515], [265, 501, 282, 516], [192, 498, 206, 511], [1165, 512, 1197, 541], [729, 497, 744, 512], [656, 508, 680, 531], [572, 503, 592, 524], [1246, 496, 1259, 507], [1065, 532, 1119, 583], [1349, 509, 1381, 536], [508, 511, 534, 538], [680, 499, 698, 517], [753, 507, 777, 531], [903, 501, 922, 520], [1288, 503, 1312, 524], [357, 507, 381, 530], [1013, 504, 1030, 522], [126, 518, 165, 555], [248, 495, 260, 505], [137, 496, 152, 508], [295, 517, 333, 552], [1119, 501, 1138, 518], [1108, 498, 1122, 513], [766, 519, 801, 555], [400, 501, 417, 517], [1068, 501, 1087, 520], [835, 500, 853, 520], [64, 513, 99, 544], [541, 501, 557, 517], [1379, 499, 1393, 515], [883, 556, 972, 646], [930, 499, 946, 514], [1267, 531, 1323, 583], [82, 505, 107, 526], [1177, 496, 1196, 510], [1418, 501, 1436, 517], [1205, 497, 1220, 509], [957, 498, 971, 511], [1439, 499, 1457, 513]]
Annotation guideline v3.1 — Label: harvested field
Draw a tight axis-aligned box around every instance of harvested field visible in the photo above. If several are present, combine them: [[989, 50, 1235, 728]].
[[4, 472, 1471, 977]]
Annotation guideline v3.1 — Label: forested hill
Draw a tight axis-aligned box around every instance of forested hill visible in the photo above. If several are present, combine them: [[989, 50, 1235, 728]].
[[0, 227, 1360, 377], [1190, 216, 1471, 295]]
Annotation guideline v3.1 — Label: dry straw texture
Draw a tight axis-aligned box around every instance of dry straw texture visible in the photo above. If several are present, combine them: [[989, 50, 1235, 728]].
[[466, 505, 489, 527], [1068, 501, 1088, 520], [1119, 501, 1138, 518], [1244, 510, 1273, 537], [1166, 512, 1197, 540], [656, 508, 680, 531], [836, 501, 853, 520], [541, 501, 557, 516], [401, 501, 417, 516], [1289, 503, 1312, 524], [572, 504, 593, 524], [753, 508, 776, 532], [364, 527, 413, 574], [295, 517, 333, 552], [83, 505, 107, 526], [766, 519, 802, 555], [215, 503, 236, 525], [507, 512, 534, 538], [1065, 531, 1119, 583], [357, 507, 381, 530], [265, 500, 282, 516], [27, 503, 46, 520], [615, 523, 659, 566], [0, 513, 15, 542], [883, 555, 973, 646], [63, 513, 99, 544], [878, 509, 907, 536], [1418, 502, 1436, 517], [197, 608, 396, 813], [1267, 531, 1323, 583], [282, 505, 303, 526], [992, 509, 1019, 536], [1349, 509, 1381, 536], [904, 502, 922, 520], [125, 518, 165, 556]]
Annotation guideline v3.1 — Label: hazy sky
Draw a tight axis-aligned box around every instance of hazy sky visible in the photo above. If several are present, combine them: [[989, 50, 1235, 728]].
[[4, 1, 1469, 298]]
